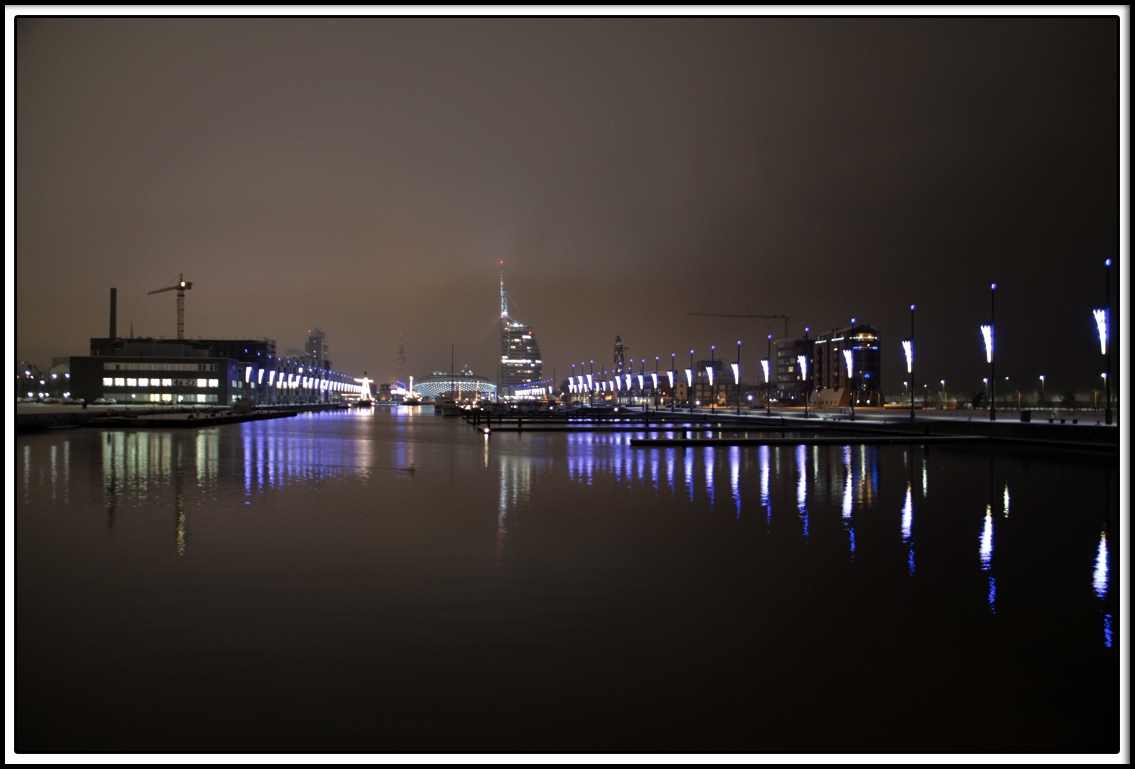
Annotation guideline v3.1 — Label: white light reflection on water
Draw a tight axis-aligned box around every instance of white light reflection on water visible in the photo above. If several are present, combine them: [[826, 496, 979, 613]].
[[1003, 484, 1010, 517], [667, 451, 675, 496], [922, 456, 928, 496], [730, 446, 741, 518], [842, 446, 855, 559], [796, 445, 808, 538], [842, 448, 853, 519], [1093, 531, 1108, 599], [902, 484, 913, 541], [902, 484, 914, 575], [981, 504, 995, 613], [980, 504, 993, 570]]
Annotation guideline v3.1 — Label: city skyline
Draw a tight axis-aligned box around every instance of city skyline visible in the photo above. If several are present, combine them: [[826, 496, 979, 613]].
[[12, 14, 1124, 398]]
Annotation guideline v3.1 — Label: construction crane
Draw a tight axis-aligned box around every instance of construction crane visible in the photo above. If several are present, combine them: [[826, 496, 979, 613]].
[[688, 312, 792, 340], [148, 273, 193, 339]]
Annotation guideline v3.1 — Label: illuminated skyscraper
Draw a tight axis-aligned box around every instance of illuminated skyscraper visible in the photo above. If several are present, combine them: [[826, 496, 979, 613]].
[[499, 271, 543, 393], [305, 328, 329, 368]]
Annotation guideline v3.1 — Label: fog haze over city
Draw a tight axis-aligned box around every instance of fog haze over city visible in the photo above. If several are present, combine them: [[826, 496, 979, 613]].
[[14, 15, 1121, 397]]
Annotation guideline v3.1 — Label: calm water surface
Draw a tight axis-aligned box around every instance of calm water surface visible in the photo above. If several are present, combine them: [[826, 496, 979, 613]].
[[16, 408, 1119, 753]]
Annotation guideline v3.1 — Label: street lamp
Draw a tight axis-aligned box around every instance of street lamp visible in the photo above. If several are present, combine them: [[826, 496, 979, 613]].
[[906, 304, 915, 420], [941, 379, 947, 409], [1096, 257, 1112, 424], [843, 348, 855, 420], [766, 334, 773, 417], [798, 354, 809, 418], [662, 356, 671, 412], [734, 340, 741, 416], [983, 283, 996, 421], [688, 350, 695, 412], [1039, 375, 1045, 408], [709, 345, 716, 414]]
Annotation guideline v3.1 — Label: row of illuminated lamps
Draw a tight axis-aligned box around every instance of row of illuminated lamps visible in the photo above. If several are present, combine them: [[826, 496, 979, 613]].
[[241, 366, 368, 394], [566, 345, 861, 394], [564, 280, 1112, 400]]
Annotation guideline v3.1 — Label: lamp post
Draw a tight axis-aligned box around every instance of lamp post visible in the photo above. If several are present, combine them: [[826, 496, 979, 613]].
[[689, 350, 695, 412], [766, 334, 773, 417], [662, 356, 671, 415], [735, 340, 741, 416], [985, 283, 996, 421], [589, 360, 594, 407], [941, 379, 947, 409], [653, 357, 659, 412], [843, 348, 855, 420], [798, 353, 809, 418], [640, 358, 646, 411], [1039, 375, 1045, 408], [709, 345, 716, 414], [1099, 258, 1112, 424], [907, 304, 915, 420]]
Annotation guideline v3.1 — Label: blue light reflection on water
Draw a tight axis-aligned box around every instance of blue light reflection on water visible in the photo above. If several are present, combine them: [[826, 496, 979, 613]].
[[17, 414, 1117, 651]]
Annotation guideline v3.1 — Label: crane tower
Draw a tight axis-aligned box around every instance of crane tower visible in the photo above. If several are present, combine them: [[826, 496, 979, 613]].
[[148, 273, 193, 339]]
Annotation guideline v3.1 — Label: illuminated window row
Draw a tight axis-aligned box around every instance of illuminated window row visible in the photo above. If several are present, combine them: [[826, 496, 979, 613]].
[[103, 377, 219, 388], [103, 392, 219, 403]]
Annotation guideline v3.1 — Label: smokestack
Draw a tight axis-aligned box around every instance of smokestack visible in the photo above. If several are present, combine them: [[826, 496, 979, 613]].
[[109, 288, 117, 339]]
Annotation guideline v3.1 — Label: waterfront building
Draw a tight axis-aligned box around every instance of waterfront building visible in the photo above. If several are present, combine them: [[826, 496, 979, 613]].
[[774, 334, 815, 404], [499, 274, 543, 396], [74, 336, 357, 406], [305, 328, 330, 369], [413, 368, 497, 401], [811, 322, 882, 408]]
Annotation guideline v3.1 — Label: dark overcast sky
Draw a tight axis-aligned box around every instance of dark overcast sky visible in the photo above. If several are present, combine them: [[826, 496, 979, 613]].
[[14, 16, 1120, 396]]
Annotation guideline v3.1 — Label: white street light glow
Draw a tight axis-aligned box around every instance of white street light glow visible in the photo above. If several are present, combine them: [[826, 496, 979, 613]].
[[902, 340, 913, 374], [843, 349, 854, 378], [1093, 309, 1107, 354], [981, 325, 994, 363], [761, 360, 770, 383], [731, 363, 739, 384], [797, 355, 807, 380]]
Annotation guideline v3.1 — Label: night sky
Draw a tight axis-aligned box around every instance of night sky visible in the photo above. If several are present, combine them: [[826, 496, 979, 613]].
[[13, 16, 1121, 398]]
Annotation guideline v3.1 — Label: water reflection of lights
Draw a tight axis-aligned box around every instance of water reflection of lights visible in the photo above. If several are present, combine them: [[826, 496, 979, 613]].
[[1003, 484, 1010, 518], [981, 504, 995, 613], [497, 453, 539, 549], [902, 485, 913, 542], [902, 484, 914, 575], [1093, 531, 1108, 599], [705, 448, 715, 510], [842, 446, 855, 558], [684, 448, 695, 502], [730, 446, 741, 518], [980, 505, 993, 570], [796, 445, 808, 538]]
